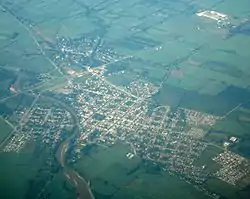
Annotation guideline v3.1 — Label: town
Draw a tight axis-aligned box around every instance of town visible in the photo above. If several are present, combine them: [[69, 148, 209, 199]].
[[53, 36, 123, 68], [0, 0, 250, 198], [213, 151, 250, 186], [3, 104, 74, 153], [2, 59, 249, 190], [46, 69, 224, 186]]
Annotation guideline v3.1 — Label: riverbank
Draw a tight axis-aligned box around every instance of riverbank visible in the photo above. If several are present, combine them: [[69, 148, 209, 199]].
[[51, 94, 95, 199]]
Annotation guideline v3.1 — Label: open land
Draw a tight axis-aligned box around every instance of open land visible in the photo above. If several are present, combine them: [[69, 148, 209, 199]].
[[0, 117, 13, 143]]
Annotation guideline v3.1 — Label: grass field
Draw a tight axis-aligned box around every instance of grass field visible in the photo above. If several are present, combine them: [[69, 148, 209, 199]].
[[0, 9, 55, 74], [0, 152, 39, 199], [0, 93, 35, 116], [205, 178, 240, 199], [74, 143, 143, 197], [0, 141, 54, 199], [113, 172, 211, 199], [74, 143, 211, 199], [0, 118, 13, 143], [41, 171, 76, 199], [194, 145, 222, 173]]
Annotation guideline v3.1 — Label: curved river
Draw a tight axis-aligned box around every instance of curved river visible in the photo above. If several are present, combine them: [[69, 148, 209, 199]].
[[46, 95, 95, 199], [56, 137, 95, 199]]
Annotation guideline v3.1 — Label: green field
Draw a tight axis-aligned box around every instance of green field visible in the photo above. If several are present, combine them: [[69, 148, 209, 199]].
[[0, 118, 12, 143], [41, 171, 76, 199], [113, 172, 210, 199], [74, 143, 143, 197], [0, 93, 35, 118], [74, 143, 211, 199], [0, 152, 39, 199], [194, 145, 223, 173], [205, 178, 241, 199], [0, 141, 57, 199]]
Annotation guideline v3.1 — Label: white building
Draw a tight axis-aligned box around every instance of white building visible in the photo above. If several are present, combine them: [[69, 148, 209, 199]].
[[196, 10, 228, 21], [229, 136, 238, 143]]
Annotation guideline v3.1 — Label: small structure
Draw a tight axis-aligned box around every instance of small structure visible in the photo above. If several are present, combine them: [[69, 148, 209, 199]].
[[9, 85, 18, 93], [223, 142, 230, 147], [126, 152, 134, 159], [229, 136, 238, 143]]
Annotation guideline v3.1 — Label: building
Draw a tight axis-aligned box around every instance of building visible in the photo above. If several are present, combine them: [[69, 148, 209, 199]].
[[196, 10, 228, 21], [229, 136, 238, 143], [223, 142, 230, 147]]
